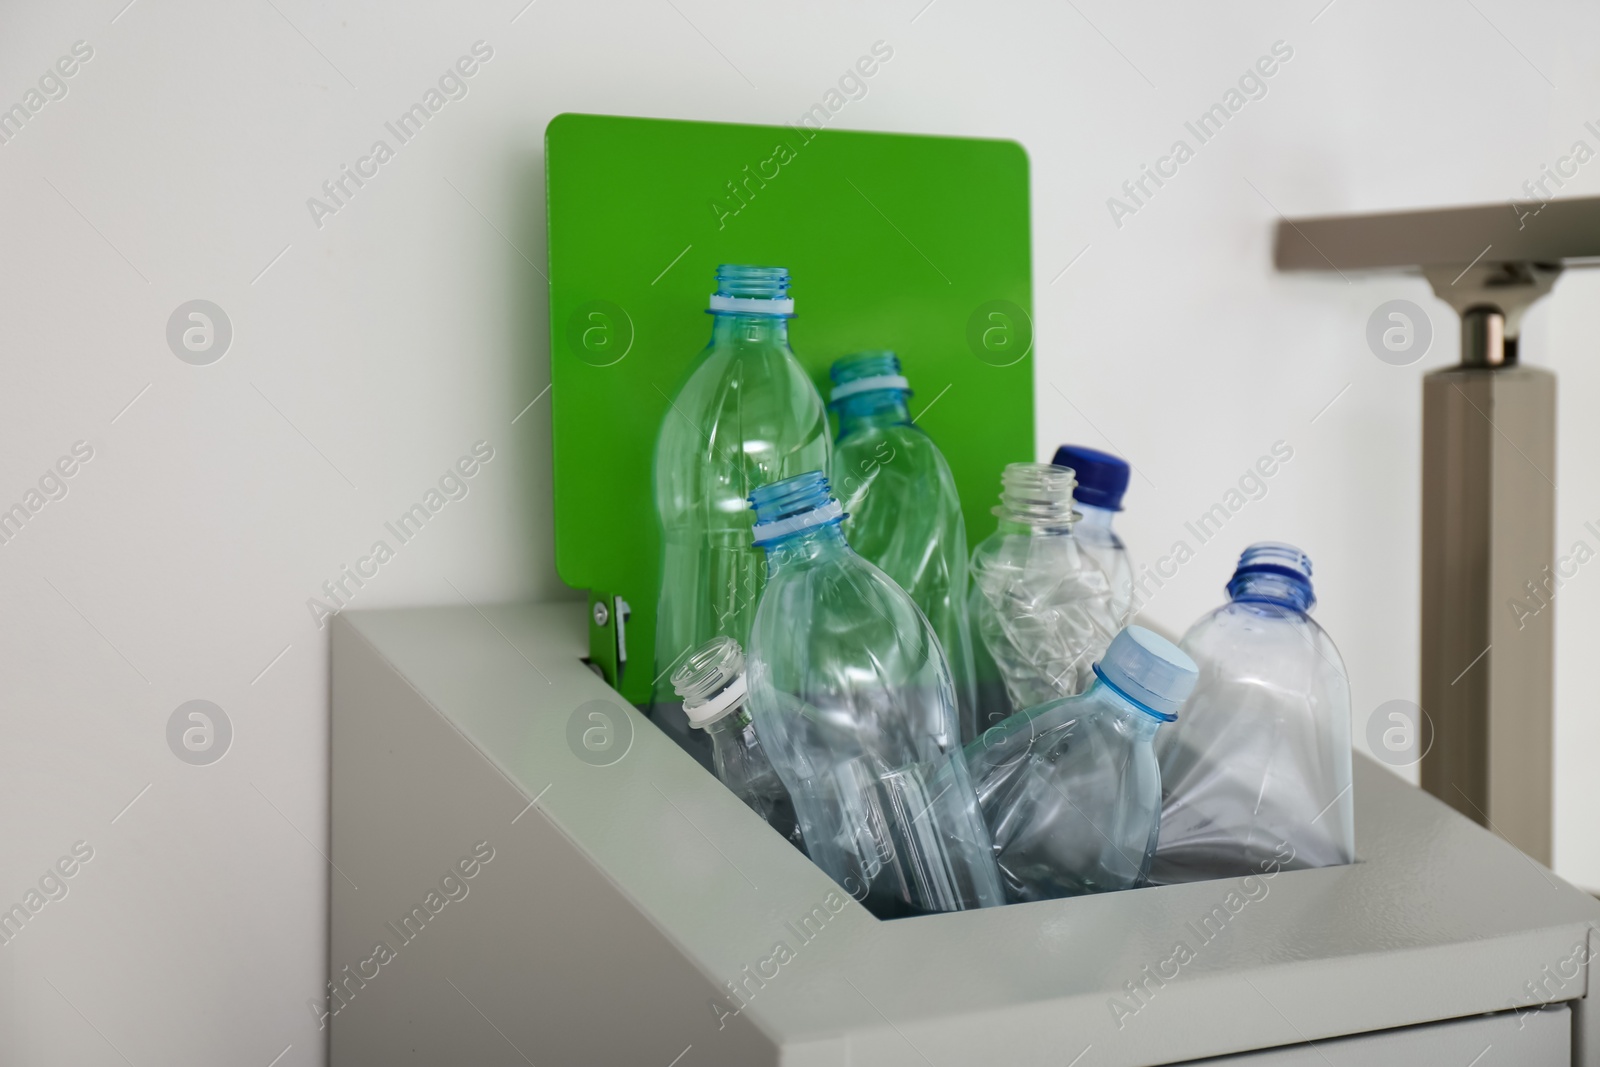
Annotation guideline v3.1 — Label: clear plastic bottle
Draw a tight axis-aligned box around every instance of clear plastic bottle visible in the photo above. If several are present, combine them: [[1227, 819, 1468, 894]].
[[966, 626, 1197, 901], [829, 351, 977, 742], [1052, 445, 1134, 626], [672, 636, 805, 853], [651, 265, 831, 755], [744, 471, 1003, 917], [1150, 543, 1355, 884], [968, 462, 1122, 732]]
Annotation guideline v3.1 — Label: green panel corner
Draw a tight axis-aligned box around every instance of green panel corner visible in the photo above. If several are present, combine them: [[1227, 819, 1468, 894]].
[[546, 112, 1034, 703]]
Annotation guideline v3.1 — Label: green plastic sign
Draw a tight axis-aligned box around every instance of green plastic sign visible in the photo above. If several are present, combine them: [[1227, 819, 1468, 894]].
[[546, 112, 1034, 703]]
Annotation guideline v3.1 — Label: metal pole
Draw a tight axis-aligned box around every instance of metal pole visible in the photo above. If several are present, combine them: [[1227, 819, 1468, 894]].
[[1272, 199, 1592, 863], [1419, 308, 1555, 863]]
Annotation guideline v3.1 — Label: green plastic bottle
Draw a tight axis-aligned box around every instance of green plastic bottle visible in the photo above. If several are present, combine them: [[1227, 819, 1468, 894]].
[[827, 352, 978, 743], [651, 265, 831, 736]]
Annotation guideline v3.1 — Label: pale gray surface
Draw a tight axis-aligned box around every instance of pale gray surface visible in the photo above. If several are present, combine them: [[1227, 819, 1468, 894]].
[[331, 601, 1600, 1066], [1187, 1005, 1568, 1065], [1579, 928, 1600, 1065]]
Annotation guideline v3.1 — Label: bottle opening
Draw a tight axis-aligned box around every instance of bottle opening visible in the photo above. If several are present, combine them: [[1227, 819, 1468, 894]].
[[1227, 541, 1316, 611], [672, 636, 750, 727], [995, 462, 1080, 530], [749, 471, 845, 545], [829, 351, 911, 405], [710, 264, 794, 316]]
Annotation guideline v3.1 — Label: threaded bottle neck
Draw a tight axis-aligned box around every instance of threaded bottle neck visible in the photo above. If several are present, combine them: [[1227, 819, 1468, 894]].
[[710, 264, 793, 320], [749, 471, 850, 572], [1226, 542, 1316, 612], [716, 264, 789, 300], [994, 462, 1080, 530], [750, 472, 841, 538], [830, 351, 911, 432], [831, 351, 902, 387], [671, 636, 748, 727]]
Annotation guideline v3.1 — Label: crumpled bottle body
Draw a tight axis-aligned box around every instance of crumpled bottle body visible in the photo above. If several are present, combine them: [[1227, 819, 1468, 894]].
[[747, 531, 1003, 917], [967, 683, 1164, 901], [969, 527, 1122, 730], [1150, 600, 1355, 883]]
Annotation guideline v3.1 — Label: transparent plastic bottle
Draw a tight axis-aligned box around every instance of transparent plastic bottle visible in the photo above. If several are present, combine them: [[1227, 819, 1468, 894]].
[[966, 626, 1197, 901], [744, 471, 1003, 917], [1053, 445, 1134, 626], [828, 351, 978, 743], [672, 636, 806, 853], [1150, 543, 1355, 884], [968, 462, 1122, 732], [652, 265, 831, 755]]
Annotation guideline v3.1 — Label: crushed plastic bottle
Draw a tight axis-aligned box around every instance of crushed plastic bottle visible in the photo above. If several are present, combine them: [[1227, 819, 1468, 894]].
[[673, 636, 805, 852], [966, 625, 1197, 900], [744, 471, 1004, 917], [1150, 543, 1355, 883], [969, 462, 1122, 731], [651, 265, 830, 760], [1053, 444, 1134, 626], [829, 351, 977, 742]]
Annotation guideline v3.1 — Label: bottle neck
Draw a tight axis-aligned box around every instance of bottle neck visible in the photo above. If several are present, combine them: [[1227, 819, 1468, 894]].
[[704, 705, 753, 737], [834, 390, 911, 436], [1074, 503, 1115, 533], [761, 522, 848, 575], [994, 463, 1079, 534], [1085, 678, 1164, 738], [996, 516, 1075, 538], [1228, 571, 1313, 613], [710, 312, 789, 347]]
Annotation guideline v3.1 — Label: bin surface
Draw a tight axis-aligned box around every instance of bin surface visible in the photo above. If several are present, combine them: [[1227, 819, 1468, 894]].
[[329, 601, 1600, 1066]]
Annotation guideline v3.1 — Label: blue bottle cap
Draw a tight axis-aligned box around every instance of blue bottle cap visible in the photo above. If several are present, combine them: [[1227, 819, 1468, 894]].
[[1051, 445, 1129, 512], [1092, 625, 1198, 721]]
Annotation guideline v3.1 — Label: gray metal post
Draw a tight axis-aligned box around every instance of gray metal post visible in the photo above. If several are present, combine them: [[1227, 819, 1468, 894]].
[[1418, 304, 1556, 863], [1273, 198, 1599, 863]]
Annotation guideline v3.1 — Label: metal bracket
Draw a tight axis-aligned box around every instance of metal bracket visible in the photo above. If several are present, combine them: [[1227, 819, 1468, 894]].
[[587, 590, 618, 687], [585, 592, 633, 690], [1420, 262, 1562, 367]]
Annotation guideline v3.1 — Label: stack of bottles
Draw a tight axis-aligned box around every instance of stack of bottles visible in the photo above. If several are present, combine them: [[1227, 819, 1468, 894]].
[[645, 263, 1356, 917]]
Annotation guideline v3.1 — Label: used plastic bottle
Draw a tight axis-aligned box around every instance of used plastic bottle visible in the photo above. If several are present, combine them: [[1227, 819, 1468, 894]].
[[672, 636, 806, 852], [828, 351, 978, 742], [1150, 543, 1355, 884], [744, 471, 1004, 917], [968, 462, 1122, 731], [966, 625, 1198, 901], [1052, 445, 1134, 626], [652, 265, 831, 757]]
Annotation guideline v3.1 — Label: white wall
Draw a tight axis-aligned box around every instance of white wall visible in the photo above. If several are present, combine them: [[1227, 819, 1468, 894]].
[[0, 0, 1595, 1062]]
